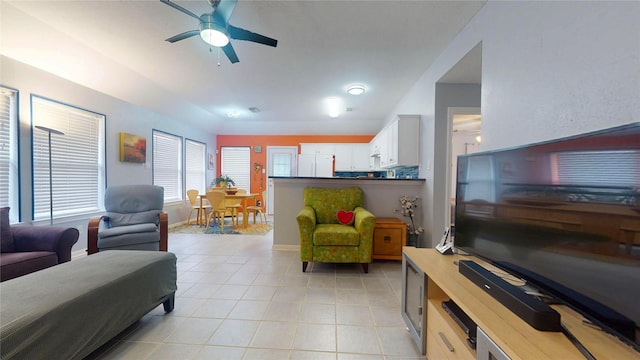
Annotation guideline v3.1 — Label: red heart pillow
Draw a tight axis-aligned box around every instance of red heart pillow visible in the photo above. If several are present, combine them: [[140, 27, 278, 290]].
[[336, 210, 355, 225]]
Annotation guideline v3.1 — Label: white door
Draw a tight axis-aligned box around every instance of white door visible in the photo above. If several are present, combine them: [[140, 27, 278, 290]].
[[266, 146, 298, 214]]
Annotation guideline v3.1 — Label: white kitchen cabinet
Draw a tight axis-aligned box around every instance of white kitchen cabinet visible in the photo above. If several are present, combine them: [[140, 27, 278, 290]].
[[369, 134, 381, 157], [300, 143, 335, 155], [369, 135, 381, 170], [379, 115, 420, 168], [377, 128, 390, 168], [333, 144, 352, 171], [334, 143, 371, 171], [351, 144, 370, 171]]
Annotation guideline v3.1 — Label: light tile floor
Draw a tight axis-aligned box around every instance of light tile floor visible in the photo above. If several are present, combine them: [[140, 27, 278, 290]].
[[86, 225, 424, 360]]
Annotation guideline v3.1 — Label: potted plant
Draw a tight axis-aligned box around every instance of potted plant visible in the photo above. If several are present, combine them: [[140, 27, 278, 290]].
[[393, 195, 424, 246], [212, 175, 235, 189]]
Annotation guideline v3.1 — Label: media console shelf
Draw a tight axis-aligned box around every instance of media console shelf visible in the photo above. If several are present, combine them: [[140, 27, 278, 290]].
[[402, 248, 639, 360]]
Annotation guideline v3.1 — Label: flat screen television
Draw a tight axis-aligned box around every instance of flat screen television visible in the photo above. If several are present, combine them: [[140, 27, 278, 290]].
[[454, 122, 640, 351]]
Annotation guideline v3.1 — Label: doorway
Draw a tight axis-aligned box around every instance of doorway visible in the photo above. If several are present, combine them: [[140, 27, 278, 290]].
[[430, 42, 482, 246], [448, 107, 481, 225], [266, 146, 298, 214]]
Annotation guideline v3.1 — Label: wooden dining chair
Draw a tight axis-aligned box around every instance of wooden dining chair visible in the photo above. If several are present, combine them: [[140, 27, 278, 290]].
[[223, 188, 245, 226], [187, 189, 211, 225], [246, 190, 267, 224], [205, 191, 229, 232]]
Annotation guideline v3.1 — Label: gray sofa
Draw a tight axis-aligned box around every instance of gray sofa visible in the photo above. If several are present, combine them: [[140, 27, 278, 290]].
[[0, 207, 79, 282]]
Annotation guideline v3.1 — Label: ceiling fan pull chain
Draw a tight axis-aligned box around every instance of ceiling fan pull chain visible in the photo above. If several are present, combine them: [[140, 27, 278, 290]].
[[209, 46, 221, 67]]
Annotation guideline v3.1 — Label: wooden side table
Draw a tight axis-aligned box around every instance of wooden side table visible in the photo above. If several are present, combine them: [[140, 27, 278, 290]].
[[372, 217, 407, 260]]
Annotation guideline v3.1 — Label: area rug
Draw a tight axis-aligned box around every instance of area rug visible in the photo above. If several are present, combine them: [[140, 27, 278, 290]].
[[169, 219, 272, 235]]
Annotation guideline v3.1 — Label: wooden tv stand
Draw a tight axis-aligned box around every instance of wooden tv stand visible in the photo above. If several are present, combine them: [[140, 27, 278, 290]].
[[402, 248, 638, 359]]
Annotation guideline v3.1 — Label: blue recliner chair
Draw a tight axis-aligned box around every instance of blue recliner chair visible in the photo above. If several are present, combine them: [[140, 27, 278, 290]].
[[87, 185, 167, 254]]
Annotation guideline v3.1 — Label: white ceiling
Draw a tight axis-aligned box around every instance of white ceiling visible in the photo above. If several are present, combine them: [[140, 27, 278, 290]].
[[1, 0, 485, 135]]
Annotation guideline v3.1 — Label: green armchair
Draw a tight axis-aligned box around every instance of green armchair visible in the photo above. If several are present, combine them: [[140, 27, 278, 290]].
[[296, 187, 376, 273]]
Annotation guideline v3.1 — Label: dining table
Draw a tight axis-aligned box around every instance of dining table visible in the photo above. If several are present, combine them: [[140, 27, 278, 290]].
[[199, 192, 258, 229]]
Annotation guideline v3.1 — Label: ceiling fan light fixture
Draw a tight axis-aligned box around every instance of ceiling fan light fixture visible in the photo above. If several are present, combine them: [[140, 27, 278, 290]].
[[200, 25, 229, 47], [347, 84, 366, 96]]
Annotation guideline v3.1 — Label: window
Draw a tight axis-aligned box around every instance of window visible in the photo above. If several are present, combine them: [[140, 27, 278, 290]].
[[31, 96, 105, 221], [221, 147, 250, 191], [463, 155, 496, 202], [153, 130, 182, 202], [273, 154, 293, 177], [185, 139, 207, 193], [0, 87, 18, 222]]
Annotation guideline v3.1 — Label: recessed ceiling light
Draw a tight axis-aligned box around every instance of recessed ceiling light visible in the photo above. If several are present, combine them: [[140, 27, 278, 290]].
[[326, 97, 343, 118], [347, 84, 366, 96]]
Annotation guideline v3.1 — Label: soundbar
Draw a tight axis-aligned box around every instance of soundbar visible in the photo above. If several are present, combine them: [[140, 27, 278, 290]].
[[458, 260, 561, 332]]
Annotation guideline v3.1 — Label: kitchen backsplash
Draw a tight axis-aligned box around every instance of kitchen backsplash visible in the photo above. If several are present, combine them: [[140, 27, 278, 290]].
[[334, 166, 419, 179], [334, 171, 387, 178], [395, 166, 419, 179]]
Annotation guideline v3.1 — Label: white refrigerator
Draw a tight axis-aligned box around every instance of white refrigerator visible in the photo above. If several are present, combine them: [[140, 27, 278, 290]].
[[298, 154, 334, 177]]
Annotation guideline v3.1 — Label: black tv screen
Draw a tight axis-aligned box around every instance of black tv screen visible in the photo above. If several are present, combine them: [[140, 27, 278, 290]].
[[454, 123, 640, 350]]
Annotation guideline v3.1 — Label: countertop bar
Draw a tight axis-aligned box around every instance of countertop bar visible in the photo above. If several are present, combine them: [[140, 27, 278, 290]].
[[270, 176, 425, 182], [271, 176, 426, 247]]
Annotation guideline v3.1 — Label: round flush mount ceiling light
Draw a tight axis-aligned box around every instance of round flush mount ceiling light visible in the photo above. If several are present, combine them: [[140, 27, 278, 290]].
[[346, 84, 366, 96]]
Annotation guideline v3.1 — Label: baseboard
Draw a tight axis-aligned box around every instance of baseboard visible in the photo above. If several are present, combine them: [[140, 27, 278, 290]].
[[272, 244, 299, 252], [71, 249, 87, 260], [168, 221, 188, 229]]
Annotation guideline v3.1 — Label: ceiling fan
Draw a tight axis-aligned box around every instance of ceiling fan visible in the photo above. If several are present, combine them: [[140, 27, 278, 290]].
[[160, 0, 278, 64]]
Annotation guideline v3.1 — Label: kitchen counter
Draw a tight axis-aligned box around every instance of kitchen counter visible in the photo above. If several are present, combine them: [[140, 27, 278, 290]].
[[270, 176, 425, 247], [270, 176, 425, 181]]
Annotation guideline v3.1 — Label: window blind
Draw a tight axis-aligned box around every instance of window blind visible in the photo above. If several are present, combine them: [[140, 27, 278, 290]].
[[463, 155, 496, 202], [185, 139, 207, 193], [32, 96, 105, 221], [221, 147, 250, 191], [0, 88, 18, 222], [153, 130, 182, 202], [553, 150, 640, 187]]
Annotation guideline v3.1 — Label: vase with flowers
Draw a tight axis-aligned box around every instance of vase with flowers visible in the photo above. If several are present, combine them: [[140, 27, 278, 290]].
[[393, 195, 424, 247]]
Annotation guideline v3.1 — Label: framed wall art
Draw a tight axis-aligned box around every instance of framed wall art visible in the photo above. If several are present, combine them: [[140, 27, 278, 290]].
[[208, 153, 216, 170], [119, 132, 146, 163]]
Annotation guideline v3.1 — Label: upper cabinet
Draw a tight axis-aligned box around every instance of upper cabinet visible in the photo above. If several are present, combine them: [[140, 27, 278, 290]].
[[334, 143, 370, 171], [375, 115, 420, 169], [300, 143, 335, 155], [301, 142, 372, 172]]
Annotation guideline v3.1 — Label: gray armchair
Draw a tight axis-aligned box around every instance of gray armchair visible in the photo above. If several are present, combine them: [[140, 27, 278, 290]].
[[87, 185, 167, 255]]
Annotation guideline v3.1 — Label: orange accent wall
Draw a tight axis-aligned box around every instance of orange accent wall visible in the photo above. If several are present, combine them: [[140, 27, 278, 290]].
[[216, 135, 374, 196]]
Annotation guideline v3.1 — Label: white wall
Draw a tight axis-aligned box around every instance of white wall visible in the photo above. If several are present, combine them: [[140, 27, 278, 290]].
[[389, 1, 640, 246], [432, 84, 481, 247], [1, 56, 217, 251]]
